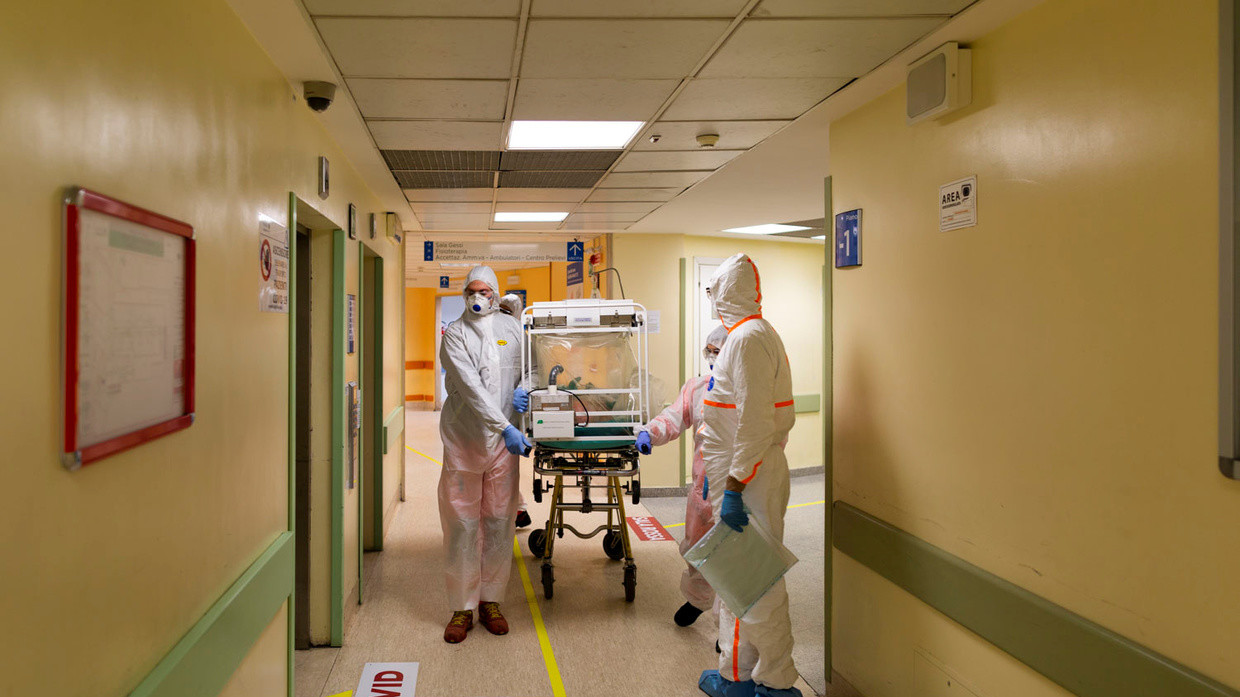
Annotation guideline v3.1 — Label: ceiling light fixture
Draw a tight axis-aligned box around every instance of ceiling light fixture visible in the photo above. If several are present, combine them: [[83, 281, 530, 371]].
[[508, 121, 644, 150], [722, 223, 812, 235], [494, 211, 569, 223], [812, 235, 827, 240]]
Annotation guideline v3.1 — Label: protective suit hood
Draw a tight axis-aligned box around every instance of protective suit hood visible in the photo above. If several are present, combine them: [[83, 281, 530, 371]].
[[462, 265, 500, 316], [707, 253, 762, 329]]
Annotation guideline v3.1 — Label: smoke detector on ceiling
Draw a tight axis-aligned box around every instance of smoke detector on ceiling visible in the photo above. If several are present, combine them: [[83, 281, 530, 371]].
[[696, 133, 720, 148]]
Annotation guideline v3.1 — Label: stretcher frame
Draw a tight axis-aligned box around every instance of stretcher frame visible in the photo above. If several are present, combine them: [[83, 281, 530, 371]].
[[519, 300, 650, 601]]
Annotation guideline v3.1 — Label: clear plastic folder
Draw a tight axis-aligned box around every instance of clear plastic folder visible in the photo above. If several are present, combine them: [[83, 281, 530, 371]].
[[683, 514, 799, 619]]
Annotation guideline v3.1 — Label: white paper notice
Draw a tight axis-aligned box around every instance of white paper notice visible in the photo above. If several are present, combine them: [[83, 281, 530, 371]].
[[259, 217, 289, 313], [647, 310, 661, 334], [355, 662, 418, 697], [939, 176, 978, 232]]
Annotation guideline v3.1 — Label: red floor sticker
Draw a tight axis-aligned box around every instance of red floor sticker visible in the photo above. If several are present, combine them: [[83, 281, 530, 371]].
[[627, 515, 674, 542]]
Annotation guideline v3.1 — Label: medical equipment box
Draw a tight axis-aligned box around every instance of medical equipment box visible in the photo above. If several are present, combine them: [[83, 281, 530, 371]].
[[532, 410, 575, 439]]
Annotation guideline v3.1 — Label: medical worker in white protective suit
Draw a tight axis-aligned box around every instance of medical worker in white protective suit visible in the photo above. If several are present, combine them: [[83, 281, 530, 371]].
[[635, 324, 729, 627], [698, 253, 799, 697], [438, 266, 532, 644]]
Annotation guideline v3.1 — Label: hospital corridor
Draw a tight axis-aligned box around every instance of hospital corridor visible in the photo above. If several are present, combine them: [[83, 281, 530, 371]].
[[5, 1, 1240, 697]]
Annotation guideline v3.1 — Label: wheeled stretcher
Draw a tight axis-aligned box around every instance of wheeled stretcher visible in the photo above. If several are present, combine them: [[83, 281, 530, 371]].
[[520, 299, 651, 601]]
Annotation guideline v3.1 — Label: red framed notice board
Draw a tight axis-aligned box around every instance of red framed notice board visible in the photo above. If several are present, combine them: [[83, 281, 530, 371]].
[[62, 188, 196, 470]]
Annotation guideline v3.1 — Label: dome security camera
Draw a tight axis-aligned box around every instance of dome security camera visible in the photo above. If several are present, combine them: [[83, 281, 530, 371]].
[[303, 81, 337, 112]]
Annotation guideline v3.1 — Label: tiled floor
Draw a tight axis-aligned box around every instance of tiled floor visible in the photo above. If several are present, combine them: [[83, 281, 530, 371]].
[[295, 411, 832, 697]]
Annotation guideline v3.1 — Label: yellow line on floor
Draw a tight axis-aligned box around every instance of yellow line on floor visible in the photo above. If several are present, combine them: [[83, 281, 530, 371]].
[[406, 444, 442, 467], [326, 692, 352, 697], [661, 499, 827, 528], [513, 537, 566, 697]]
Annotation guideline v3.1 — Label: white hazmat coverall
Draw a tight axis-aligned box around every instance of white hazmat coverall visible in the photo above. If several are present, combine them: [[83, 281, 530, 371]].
[[438, 266, 524, 611], [700, 253, 798, 690]]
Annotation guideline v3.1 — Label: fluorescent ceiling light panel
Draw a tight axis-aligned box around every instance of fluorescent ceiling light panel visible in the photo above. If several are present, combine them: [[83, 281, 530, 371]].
[[508, 121, 644, 150], [722, 223, 812, 235], [812, 234, 826, 240], [494, 211, 569, 222]]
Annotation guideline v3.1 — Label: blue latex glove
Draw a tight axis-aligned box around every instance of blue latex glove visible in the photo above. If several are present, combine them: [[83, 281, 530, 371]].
[[720, 490, 748, 532], [635, 431, 652, 455], [513, 387, 529, 413], [502, 425, 532, 456], [702, 477, 709, 501]]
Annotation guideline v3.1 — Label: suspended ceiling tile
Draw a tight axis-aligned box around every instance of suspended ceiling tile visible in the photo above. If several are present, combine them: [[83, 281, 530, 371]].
[[370, 121, 503, 150], [521, 19, 730, 79], [662, 78, 847, 120], [531, 0, 748, 17], [383, 150, 501, 170], [698, 18, 945, 78], [316, 18, 516, 78], [575, 201, 662, 215], [562, 219, 631, 231], [495, 188, 590, 202], [500, 150, 621, 171], [405, 188, 495, 202], [586, 187, 682, 202], [494, 202, 578, 213], [409, 201, 492, 215], [498, 171, 604, 188], [393, 171, 494, 188], [417, 214, 492, 229], [613, 150, 741, 172], [751, 0, 969, 17], [305, 0, 521, 16], [348, 79, 508, 119], [636, 120, 789, 151], [598, 171, 712, 188], [567, 212, 644, 222], [512, 79, 680, 120]]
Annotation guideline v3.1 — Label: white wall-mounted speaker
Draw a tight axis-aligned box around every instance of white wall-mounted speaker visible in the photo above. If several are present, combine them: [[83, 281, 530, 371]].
[[906, 42, 972, 124]]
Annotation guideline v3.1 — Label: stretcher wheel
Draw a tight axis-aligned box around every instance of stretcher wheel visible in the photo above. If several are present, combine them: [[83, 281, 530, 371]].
[[541, 563, 554, 599], [528, 529, 547, 558], [532, 479, 542, 503], [631, 481, 641, 505], [602, 531, 624, 560], [622, 564, 636, 602]]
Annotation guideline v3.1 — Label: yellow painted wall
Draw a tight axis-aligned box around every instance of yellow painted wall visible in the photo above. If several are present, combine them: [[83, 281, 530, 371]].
[[218, 604, 289, 697], [829, 0, 1237, 694], [0, 0, 404, 693], [611, 234, 826, 487]]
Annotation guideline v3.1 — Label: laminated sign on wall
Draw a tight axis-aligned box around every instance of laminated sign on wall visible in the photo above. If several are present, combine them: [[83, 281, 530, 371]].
[[259, 217, 289, 313], [939, 175, 978, 232]]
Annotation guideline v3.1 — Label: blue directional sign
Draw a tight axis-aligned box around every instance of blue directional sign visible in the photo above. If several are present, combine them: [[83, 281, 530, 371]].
[[834, 209, 861, 269], [439, 276, 449, 289], [566, 240, 584, 262], [566, 261, 584, 286], [424, 240, 434, 261]]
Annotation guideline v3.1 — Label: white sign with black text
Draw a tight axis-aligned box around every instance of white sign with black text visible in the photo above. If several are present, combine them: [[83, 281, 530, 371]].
[[258, 217, 289, 313], [939, 176, 978, 232], [355, 662, 418, 697]]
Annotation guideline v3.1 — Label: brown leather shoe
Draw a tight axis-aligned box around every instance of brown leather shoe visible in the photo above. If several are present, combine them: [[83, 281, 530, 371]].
[[478, 602, 509, 635], [443, 610, 473, 644]]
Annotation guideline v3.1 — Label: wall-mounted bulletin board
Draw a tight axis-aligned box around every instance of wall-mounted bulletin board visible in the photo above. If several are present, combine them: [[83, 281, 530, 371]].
[[62, 188, 196, 470]]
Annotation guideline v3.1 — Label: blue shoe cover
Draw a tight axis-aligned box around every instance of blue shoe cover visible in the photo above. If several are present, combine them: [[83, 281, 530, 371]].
[[755, 685, 803, 697], [700, 670, 757, 697]]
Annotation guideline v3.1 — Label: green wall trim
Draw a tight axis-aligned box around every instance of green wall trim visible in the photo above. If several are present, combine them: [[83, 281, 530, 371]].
[[832, 502, 1240, 697], [330, 230, 345, 647], [792, 393, 820, 413], [370, 256, 385, 553], [382, 405, 405, 455], [128, 532, 293, 697], [284, 192, 298, 697]]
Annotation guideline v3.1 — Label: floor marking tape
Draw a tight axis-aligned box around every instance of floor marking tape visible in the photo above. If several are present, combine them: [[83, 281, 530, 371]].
[[661, 500, 826, 529], [513, 537, 567, 697], [326, 692, 352, 697], [405, 444, 442, 467]]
